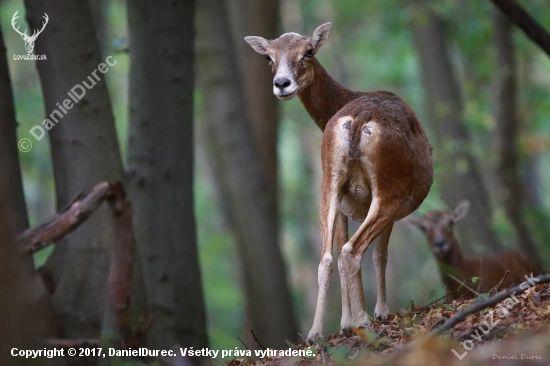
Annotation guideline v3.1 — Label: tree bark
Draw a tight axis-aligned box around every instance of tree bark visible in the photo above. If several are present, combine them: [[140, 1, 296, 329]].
[[196, 0, 298, 347], [228, 0, 280, 202], [127, 0, 208, 349], [0, 19, 31, 262], [492, 9, 543, 267], [88, 0, 107, 54], [24, 0, 125, 338], [0, 181, 53, 366], [409, 0, 502, 252]]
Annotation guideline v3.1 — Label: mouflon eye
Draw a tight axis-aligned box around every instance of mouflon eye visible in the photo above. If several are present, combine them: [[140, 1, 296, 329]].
[[265, 54, 271, 61], [305, 49, 314, 57], [420, 225, 426, 233]]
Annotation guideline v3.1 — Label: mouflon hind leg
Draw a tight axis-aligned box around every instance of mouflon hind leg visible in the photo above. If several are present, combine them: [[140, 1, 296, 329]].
[[340, 198, 400, 328], [335, 212, 352, 332], [373, 223, 392, 319]]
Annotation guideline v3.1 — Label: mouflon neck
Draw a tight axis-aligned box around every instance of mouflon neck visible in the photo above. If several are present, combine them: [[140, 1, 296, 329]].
[[297, 58, 362, 131]]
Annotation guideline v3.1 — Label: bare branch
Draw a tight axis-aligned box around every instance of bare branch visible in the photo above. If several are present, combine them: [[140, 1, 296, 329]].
[[16, 182, 111, 254], [490, 0, 550, 58], [432, 273, 550, 335], [250, 329, 267, 350]]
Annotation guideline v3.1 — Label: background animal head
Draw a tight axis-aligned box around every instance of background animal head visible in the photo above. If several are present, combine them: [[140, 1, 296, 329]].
[[405, 201, 470, 259]]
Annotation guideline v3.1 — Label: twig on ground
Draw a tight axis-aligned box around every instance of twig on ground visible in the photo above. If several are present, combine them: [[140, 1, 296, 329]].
[[491, 270, 510, 296], [425, 291, 458, 307], [250, 330, 267, 350], [432, 273, 550, 335], [448, 274, 480, 296], [347, 337, 362, 357], [320, 348, 328, 365], [238, 337, 250, 351], [364, 327, 387, 348], [429, 317, 447, 331]]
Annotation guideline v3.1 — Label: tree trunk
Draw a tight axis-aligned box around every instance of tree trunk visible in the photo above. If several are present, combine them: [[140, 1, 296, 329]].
[[127, 0, 208, 349], [24, 0, 125, 338], [196, 0, 298, 347], [0, 22, 30, 249], [228, 0, 280, 202], [409, 0, 502, 252], [0, 182, 54, 366], [492, 9, 542, 266], [88, 0, 106, 54]]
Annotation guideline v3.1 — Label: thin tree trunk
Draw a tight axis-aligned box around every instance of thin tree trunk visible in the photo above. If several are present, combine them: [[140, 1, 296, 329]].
[[127, 0, 208, 349], [24, 0, 125, 338], [492, 9, 542, 266], [228, 0, 280, 202], [196, 0, 298, 347], [409, 0, 502, 252]]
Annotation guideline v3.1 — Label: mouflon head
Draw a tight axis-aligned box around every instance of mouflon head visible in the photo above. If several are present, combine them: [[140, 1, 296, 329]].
[[244, 22, 332, 100]]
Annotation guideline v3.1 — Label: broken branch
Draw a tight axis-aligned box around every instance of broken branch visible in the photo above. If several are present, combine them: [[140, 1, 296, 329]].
[[490, 0, 550, 58], [17, 182, 111, 254], [432, 273, 550, 335]]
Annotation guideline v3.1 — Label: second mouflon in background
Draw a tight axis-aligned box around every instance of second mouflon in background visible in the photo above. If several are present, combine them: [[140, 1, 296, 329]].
[[406, 200, 540, 300], [245, 23, 433, 341]]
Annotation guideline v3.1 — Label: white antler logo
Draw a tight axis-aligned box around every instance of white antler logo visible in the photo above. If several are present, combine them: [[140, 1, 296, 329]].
[[11, 11, 49, 54]]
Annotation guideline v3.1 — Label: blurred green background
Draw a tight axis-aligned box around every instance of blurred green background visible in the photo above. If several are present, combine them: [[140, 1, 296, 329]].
[[3, 0, 550, 352]]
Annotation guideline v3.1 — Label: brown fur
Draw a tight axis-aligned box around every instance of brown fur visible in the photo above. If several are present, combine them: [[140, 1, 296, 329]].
[[409, 204, 540, 300], [245, 23, 433, 340]]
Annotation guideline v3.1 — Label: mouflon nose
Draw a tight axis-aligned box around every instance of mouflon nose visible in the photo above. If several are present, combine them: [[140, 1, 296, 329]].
[[274, 78, 291, 89], [434, 239, 446, 249]]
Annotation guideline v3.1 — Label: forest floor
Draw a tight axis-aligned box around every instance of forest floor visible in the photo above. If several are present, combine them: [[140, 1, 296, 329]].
[[228, 280, 550, 366]]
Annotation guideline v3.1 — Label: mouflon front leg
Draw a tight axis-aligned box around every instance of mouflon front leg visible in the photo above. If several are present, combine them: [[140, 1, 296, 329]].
[[306, 178, 342, 342]]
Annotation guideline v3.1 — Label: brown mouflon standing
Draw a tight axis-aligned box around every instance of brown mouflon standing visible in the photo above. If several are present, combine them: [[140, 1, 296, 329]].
[[245, 23, 433, 341], [406, 201, 540, 300]]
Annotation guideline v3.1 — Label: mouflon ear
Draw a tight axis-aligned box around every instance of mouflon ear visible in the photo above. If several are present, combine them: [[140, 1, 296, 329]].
[[453, 200, 470, 222], [311, 22, 332, 52], [244, 36, 270, 55], [401, 215, 423, 230]]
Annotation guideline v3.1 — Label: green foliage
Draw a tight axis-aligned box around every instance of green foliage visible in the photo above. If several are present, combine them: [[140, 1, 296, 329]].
[[327, 343, 349, 363], [475, 292, 491, 303], [304, 345, 318, 357]]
